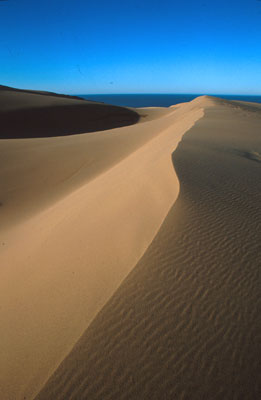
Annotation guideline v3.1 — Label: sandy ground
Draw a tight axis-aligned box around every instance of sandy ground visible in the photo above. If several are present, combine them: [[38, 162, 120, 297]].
[[0, 88, 260, 400]]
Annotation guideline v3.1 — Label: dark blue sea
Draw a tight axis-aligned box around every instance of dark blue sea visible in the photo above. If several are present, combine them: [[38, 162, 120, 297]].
[[78, 94, 261, 108]]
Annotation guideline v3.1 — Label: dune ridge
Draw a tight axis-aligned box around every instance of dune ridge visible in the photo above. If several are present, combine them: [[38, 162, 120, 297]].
[[0, 89, 205, 400], [35, 96, 261, 400], [0, 92, 202, 231]]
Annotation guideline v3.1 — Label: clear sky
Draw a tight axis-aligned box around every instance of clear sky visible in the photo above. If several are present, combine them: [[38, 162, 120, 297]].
[[0, 0, 261, 94]]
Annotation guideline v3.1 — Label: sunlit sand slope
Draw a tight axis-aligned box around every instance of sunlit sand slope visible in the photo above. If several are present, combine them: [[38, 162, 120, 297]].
[[36, 97, 261, 400], [0, 89, 203, 400]]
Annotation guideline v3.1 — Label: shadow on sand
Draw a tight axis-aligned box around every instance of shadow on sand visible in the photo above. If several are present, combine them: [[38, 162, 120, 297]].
[[0, 103, 139, 139]]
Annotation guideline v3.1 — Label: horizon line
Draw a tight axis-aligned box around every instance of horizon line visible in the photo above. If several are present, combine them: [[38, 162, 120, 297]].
[[74, 92, 261, 96]]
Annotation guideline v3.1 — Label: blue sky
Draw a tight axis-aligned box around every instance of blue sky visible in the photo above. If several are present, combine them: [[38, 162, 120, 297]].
[[0, 0, 260, 94]]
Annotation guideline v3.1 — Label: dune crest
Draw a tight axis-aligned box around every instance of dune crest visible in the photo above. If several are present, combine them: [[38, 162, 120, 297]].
[[0, 89, 204, 400]]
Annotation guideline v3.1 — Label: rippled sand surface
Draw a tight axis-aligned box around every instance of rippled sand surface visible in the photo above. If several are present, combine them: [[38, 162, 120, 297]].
[[36, 98, 261, 400]]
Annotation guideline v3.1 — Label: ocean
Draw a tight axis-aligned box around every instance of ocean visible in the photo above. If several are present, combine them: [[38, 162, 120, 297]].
[[78, 94, 261, 108]]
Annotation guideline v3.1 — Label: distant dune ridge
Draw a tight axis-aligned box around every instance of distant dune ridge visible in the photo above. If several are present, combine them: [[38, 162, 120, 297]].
[[0, 84, 139, 138], [0, 86, 260, 400]]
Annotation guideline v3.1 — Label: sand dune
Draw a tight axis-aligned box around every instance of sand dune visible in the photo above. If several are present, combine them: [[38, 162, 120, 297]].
[[0, 87, 203, 400], [0, 84, 139, 138], [0, 90, 260, 400]]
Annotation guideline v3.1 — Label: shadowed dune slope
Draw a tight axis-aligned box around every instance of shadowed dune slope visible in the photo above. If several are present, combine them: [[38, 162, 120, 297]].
[[0, 85, 139, 138], [36, 98, 261, 400]]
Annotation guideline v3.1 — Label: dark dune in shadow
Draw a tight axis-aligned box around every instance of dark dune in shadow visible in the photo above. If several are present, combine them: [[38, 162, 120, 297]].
[[0, 85, 139, 138], [0, 104, 139, 139]]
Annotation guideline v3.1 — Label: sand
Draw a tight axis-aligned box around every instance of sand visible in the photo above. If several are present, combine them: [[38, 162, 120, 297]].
[[0, 87, 260, 400]]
